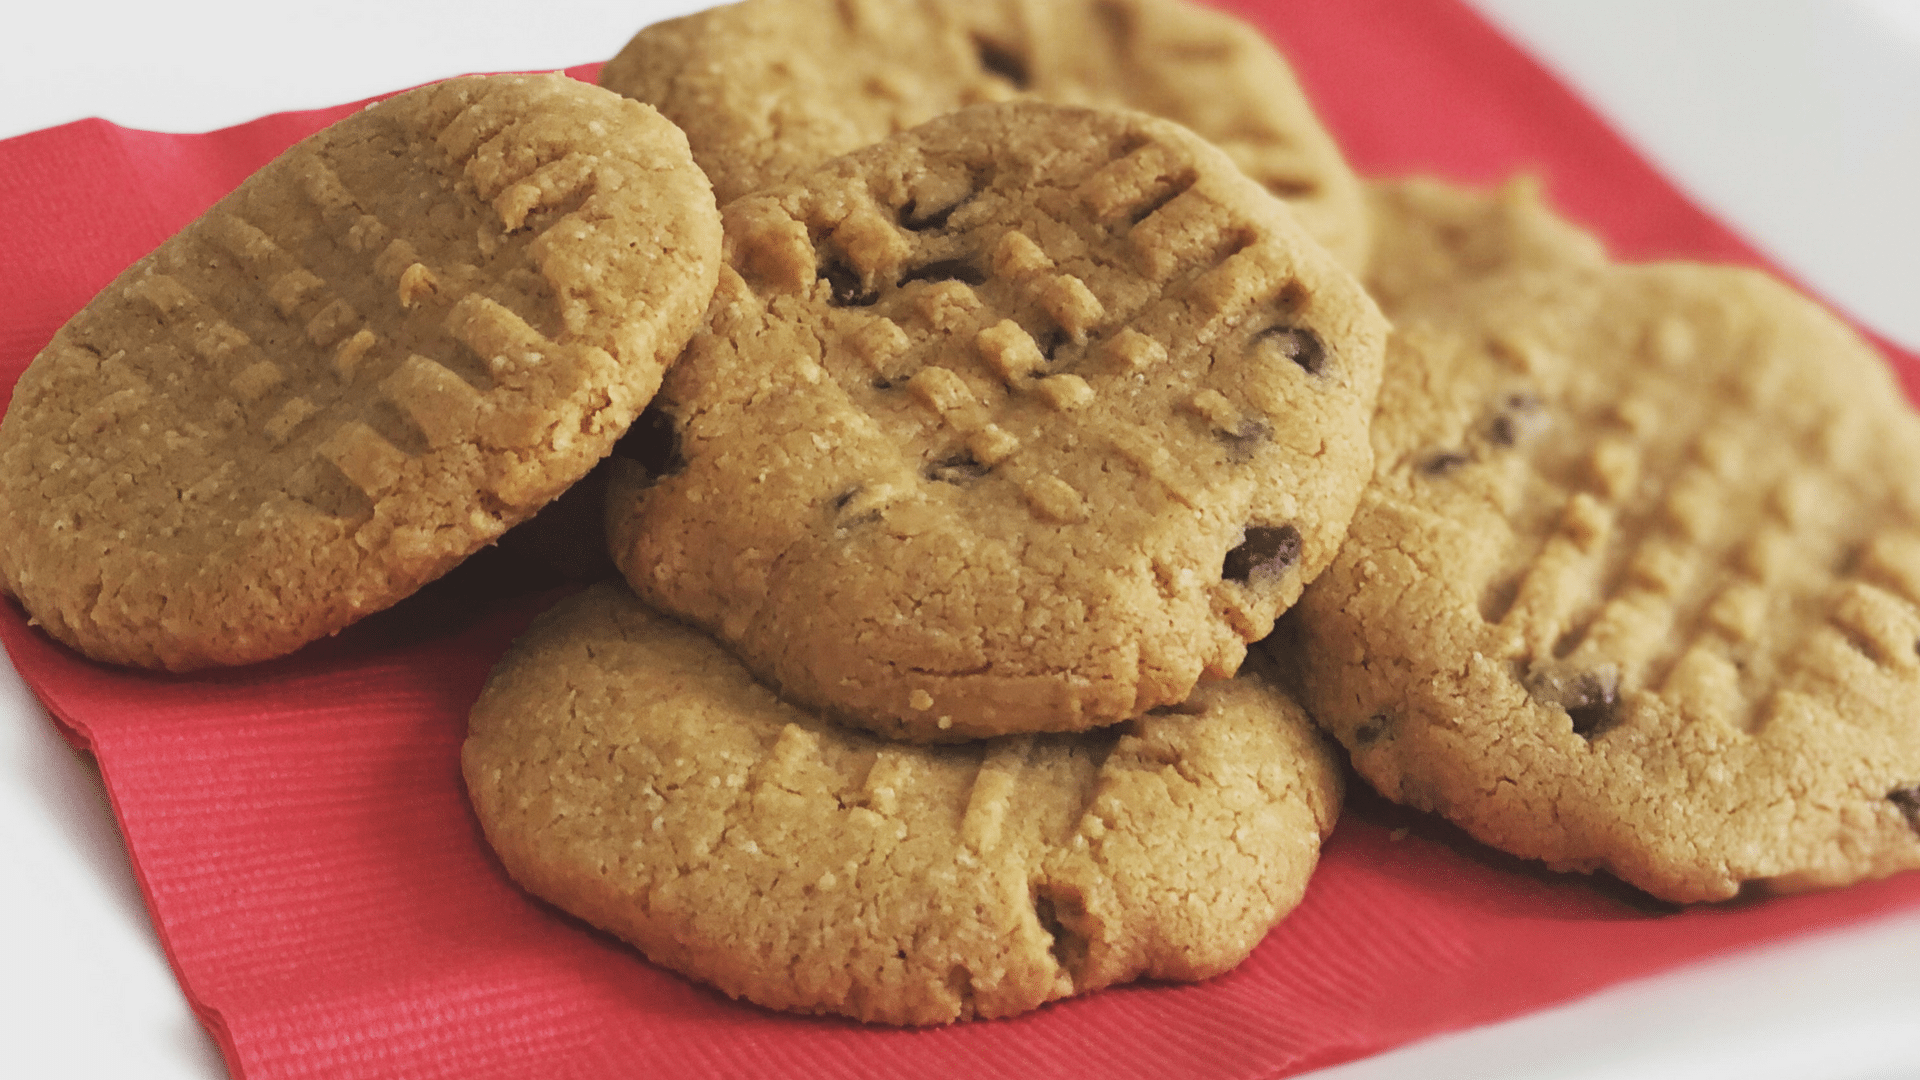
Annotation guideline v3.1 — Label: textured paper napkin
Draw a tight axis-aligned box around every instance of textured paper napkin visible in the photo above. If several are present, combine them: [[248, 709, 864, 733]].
[[3, 2, 1918, 1078]]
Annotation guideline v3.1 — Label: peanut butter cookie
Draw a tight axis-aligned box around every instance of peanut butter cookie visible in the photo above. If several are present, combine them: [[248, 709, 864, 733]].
[[1292, 180, 1920, 902], [609, 102, 1386, 740], [464, 581, 1342, 1025], [0, 74, 721, 670], [600, 0, 1370, 272]]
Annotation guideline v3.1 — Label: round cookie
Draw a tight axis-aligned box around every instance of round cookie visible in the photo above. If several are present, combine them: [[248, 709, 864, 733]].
[[462, 581, 1343, 1026], [1291, 179, 1920, 902], [0, 74, 721, 670], [599, 0, 1371, 273], [608, 102, 1388, 741]]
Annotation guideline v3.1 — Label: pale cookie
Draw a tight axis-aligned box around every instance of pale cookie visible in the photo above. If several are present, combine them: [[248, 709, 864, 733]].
[[463, 581, 1342, 1025], [608, 102, 1387, 741], [1291, 180, 1920, 902], [0, 74, 721, 670], [600, 0, 1370, 272]]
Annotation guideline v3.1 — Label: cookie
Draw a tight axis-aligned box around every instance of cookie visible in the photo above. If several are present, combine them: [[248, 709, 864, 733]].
[[1359, 176, 1610, 313], [463, 581, 1342, 1025], [0, 74, 721, 670], [1291, 179, 1920, 902], [599, 0, 1370, 272], [607, 102, 1388, 741]]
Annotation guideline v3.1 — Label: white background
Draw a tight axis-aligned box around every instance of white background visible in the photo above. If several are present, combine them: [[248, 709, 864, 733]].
[[2, 2, 1919, 1078]]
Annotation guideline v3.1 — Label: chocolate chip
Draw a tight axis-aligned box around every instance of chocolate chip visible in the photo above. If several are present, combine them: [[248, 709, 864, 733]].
[[1489, 392, 1547, 446], [1420, 450, 1472, 476], [1525, 663, 1621, 739], [1222, 524, 1302, 586], [897, 258, 986, 288], [1220, 418, 1271, 464], [899, 194, 973, 232], [1254, 326, 1327, 376], [972, 35, 1030, 89], [610, 402, 683, 482], [830, 485, 884, 527], [1566, 698, 1618, 739], [1891, 785, 1920, 833], [1354, 713, 1392, 745], [819, 256, 878, 307], [925, 451, 988, 484]]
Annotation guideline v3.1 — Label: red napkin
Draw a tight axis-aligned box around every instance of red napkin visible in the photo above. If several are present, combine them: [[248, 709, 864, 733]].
[[4, 2, 1918, 1077]]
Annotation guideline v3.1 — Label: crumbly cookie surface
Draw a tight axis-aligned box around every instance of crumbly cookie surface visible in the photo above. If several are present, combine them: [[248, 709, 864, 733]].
[[0, 74, 721, 670], [608, 102, 1387, 741], [599, 0, 1370, 272], [463, 581, 1342, 1025], [1292, 179, 1920, 902]]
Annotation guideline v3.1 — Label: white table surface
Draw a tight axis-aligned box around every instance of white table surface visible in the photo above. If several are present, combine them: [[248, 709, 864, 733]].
[[3, 2, 1919, 1078]]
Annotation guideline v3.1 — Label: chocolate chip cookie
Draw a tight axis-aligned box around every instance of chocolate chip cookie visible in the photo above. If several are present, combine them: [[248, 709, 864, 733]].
[[608, 102, 1387, 741], [1292, 179, 1920, 902]]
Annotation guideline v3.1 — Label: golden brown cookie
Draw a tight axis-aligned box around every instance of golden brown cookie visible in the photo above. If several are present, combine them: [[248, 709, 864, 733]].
[[463, 581, 1342, 1025], [1291, 179, 1920, 902], [599, 0, 1370, 272], [608, 102, 1387, 741], [0, 74, 721, 670]]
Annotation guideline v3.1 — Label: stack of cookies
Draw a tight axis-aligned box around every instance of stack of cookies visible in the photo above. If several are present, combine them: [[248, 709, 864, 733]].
[[2, 0, 1918, 1028]]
